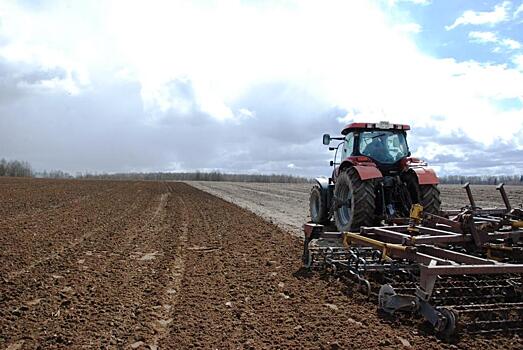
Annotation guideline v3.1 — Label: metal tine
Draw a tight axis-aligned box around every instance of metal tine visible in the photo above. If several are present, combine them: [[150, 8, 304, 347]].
[[496, 183, 512, 211], [462, 182, 476, 209]]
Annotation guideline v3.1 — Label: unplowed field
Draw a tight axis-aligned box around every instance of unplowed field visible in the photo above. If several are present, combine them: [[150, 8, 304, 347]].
[[189, 182, 523, 236], [1, 178, 521, 349]]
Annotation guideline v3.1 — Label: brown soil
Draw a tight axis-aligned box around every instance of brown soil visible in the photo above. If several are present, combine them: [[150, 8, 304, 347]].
[[1, 178, 521, 349]]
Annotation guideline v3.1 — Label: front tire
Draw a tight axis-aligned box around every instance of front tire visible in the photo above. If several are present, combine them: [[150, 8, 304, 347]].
[[333, 168, 376, 231], [309, 185, 329, 224]]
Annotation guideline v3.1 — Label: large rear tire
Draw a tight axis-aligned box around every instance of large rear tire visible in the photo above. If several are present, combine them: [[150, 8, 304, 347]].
[[420, 184, 441, 214], [333, 168, 376, 231], [403, 172, 441, 215], [309, 185, 329, 224]]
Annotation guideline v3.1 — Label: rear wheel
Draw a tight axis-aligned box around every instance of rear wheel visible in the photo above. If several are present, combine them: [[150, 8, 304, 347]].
[[403, 172, 441, 214], [333, 167, 376, 231], [309, 185, 329, 224], [420, 184, 441, 214]]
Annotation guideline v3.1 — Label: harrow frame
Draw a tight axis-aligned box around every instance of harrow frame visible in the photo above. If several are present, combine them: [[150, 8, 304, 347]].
[[302, 183, 523, 336]]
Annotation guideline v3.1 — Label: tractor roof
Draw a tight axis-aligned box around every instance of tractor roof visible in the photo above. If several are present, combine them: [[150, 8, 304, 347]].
[[341, 121, 411, 135]]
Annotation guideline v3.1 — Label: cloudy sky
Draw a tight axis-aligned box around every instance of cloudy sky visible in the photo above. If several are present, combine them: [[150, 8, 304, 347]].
[[0, 0, 522, 177]]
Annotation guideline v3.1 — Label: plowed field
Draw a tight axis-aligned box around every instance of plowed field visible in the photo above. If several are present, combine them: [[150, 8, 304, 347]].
[[1, 178, 521, 349]]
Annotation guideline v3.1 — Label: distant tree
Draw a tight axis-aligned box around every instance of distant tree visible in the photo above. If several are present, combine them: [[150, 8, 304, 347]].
[[0, 159, 6, 176], [439, 174, 523, 186], [0, 159, 32, 177]]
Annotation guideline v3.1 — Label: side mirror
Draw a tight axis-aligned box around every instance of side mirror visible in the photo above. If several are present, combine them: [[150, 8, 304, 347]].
[[330, 160, 334, 166], [322, 134, 331, 145]]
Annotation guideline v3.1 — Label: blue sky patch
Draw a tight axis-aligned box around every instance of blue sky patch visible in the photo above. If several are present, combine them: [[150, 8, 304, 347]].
[[389, 1, 523, 68]]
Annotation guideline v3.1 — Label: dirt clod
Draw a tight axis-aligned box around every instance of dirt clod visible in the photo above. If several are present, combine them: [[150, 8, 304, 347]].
[[398, 336, 412, 348], [130, 341, 145, 349]]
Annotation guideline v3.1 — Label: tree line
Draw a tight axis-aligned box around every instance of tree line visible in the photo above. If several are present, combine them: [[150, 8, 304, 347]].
[[0, 159, 309, 182], [0, 159, 32, 177], [2, 158, 523, 185], [74, 171, 310, 183], [439, 175, 523, 185]]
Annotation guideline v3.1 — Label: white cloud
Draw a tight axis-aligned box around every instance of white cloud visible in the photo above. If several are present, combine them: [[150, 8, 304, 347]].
[[389, 0, 431, 5], [469, 31, 498, 43], [396, 22, 422, 33], [237, 108, 255, 120], [514, 54, 523, 70], [501, 38, 522, 49], [514, 3, 523, 18], [468, 31, 522, 51], [0, 0, 522, 174], [446, 1, 511, 30]]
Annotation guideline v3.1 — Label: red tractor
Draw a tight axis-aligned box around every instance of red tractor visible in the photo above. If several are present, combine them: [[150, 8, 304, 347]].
[[310, 121, 441, 231]]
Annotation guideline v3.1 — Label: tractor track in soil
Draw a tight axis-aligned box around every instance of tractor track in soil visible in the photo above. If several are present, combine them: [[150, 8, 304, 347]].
[[0, 178, 521, 349]]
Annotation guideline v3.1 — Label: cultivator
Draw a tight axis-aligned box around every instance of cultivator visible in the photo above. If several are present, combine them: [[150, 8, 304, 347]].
[[302, 183, 523, 336]]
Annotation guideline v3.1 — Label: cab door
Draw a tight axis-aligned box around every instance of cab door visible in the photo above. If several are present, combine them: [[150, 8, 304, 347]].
[[333, 132, 355, 181]]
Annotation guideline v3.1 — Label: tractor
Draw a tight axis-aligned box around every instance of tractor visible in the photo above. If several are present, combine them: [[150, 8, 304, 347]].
[[305, 122, 523, 336], [310, 121, 441, 231]]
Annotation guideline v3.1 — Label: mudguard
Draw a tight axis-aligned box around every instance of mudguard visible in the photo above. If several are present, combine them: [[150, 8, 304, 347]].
[[411, 167, 439, 185], [314, 177, 334, 210], [338, 158, 383, 181], [314, 177, 330, 191], [353, 165, 383, 181]]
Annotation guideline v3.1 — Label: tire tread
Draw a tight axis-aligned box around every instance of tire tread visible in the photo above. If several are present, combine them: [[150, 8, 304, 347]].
[[334, 167, 376, 231]]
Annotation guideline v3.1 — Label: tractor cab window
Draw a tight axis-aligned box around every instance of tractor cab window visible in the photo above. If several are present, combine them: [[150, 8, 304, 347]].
[[359, 131, 409, 164], [341, 133, 354, 159]]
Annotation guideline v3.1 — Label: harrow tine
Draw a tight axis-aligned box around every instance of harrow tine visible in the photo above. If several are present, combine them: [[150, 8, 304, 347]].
[[496, 183, 512, 211], [462, 182, 476, 209]]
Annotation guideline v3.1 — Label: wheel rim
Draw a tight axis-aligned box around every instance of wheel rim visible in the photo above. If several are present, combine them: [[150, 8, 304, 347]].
[[337, 181, 352, 227]]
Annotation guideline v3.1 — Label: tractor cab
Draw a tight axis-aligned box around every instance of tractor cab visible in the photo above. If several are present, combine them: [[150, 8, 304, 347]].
[[357, 130, 409, 165], [342, 122, 411, 172], [324, 121, 412, 175]]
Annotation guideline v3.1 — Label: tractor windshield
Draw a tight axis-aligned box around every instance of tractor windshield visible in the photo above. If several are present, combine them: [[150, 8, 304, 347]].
[[359, 131, 409, 164]]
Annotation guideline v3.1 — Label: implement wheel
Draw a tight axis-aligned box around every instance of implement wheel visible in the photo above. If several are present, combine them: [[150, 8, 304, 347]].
[[309, 185, 329, 224], [436, 308, 457, 338], [333, 167, 376, 231]]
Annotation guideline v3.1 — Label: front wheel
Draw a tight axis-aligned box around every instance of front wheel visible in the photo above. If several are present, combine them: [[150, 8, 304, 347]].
[[309, 185, 329, 224], [333, 168, 376, 231]]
